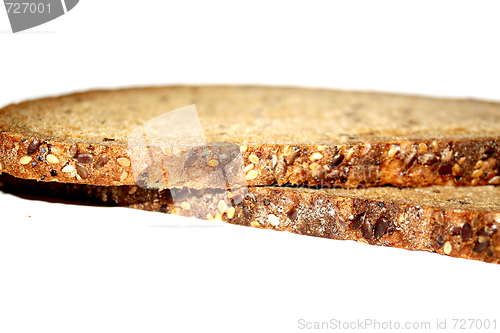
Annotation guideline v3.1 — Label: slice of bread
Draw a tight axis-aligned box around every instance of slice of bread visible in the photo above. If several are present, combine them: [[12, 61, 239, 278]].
[[2, 173, 499, 264], [1, 86, 500, 188]]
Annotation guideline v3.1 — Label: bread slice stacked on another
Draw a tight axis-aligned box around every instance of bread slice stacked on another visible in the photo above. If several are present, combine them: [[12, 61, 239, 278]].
[[1, 86, 499, 264]]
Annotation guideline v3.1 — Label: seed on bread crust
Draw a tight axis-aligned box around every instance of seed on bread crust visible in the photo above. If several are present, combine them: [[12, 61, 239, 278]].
[[473, 238, 490, 253], [75, 153, 94, 164], [183, 151, 197, 168], [461, 223, 472, 241], [61, 164, 74, 173], [444, 241, 452, 254], [95, 154, 108, 169], [349, 213, 364, 231], [75, 164, 89, 179], [309, 152, 323, 161], [120, 171, 128, 182], [246, 170, 258, 180], [69, 144, 78, 157], [239, 145, 247, 153], [46, 154, 59, 164], [117, 157, 131, 167], [419, 153, 438, 165], [249, 154, 259, 164], [331, 154, 344, 167], [287, 149, 300, 165], [218, 200, 227, 214], [488, 176, 500, 185], [374, 217, 388, 239], [27, 139, 41, 155], [20, 156, 32, 165], [267, 214, 280, 226], [227, 207, 235, 219], [404, 150, 417, 167], [284, 145, 292, 156], [388, 145, 399, 158], [471, 169, 483, 178]]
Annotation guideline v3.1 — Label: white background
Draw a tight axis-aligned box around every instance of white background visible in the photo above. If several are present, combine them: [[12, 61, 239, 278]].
[[1, 1, 500, 332]]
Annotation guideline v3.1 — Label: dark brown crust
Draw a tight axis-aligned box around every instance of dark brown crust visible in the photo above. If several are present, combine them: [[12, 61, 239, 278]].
[[2, 174, 499, 264]]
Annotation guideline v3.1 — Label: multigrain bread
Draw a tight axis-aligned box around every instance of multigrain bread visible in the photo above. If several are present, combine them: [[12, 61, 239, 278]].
[[2, 173, 499, 264], [1, 86, 500, 188]]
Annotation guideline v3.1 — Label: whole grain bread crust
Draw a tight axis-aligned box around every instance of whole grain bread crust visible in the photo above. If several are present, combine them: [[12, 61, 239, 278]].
[[2, 86, 500, 188], [2, 174, 499, 264]]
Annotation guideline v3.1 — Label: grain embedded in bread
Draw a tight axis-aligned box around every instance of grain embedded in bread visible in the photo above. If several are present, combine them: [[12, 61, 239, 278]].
[[2, 173, 499, 264], [1, 86, 500, 188]]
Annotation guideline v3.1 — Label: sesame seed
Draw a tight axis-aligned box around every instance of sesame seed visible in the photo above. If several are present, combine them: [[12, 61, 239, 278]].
[[218, 200, 227, 214], [309, 152, 323, 161], [443, 241, 452, 254], [20, 156, 32, 165], [488, 176, 500, 185], [267, 214, 280, 226], [471, 169, 483, 178], [206, 213, 214, 220], [418, 143, 428, 153], [213, 214, 223, 222], [471, 178, 479, 186], [249, 154, 259, 164], [61, 165, 74, 173], [239, 145, 247, 153], [120, 171, 128, 182], [244, 164, 254, 172], [128, 186, 138, 195], [209, 159, 219, 167], [475, 160, 483, 169], [250, 221, 261, 228], [346, 148, 355, 161], [117, 157, 131, 167], [317, 145, 327, 151], [246, 170, 259, 180], [46, 154, 59, 164], [388, 145, 399, 158], [458, 157, 466, 165], [494, 213, 500, 223], [181, 202, 191, 210], [284, 145, 292, 156], [452, 164, 460, 176], [227, 207, 235, 219]]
